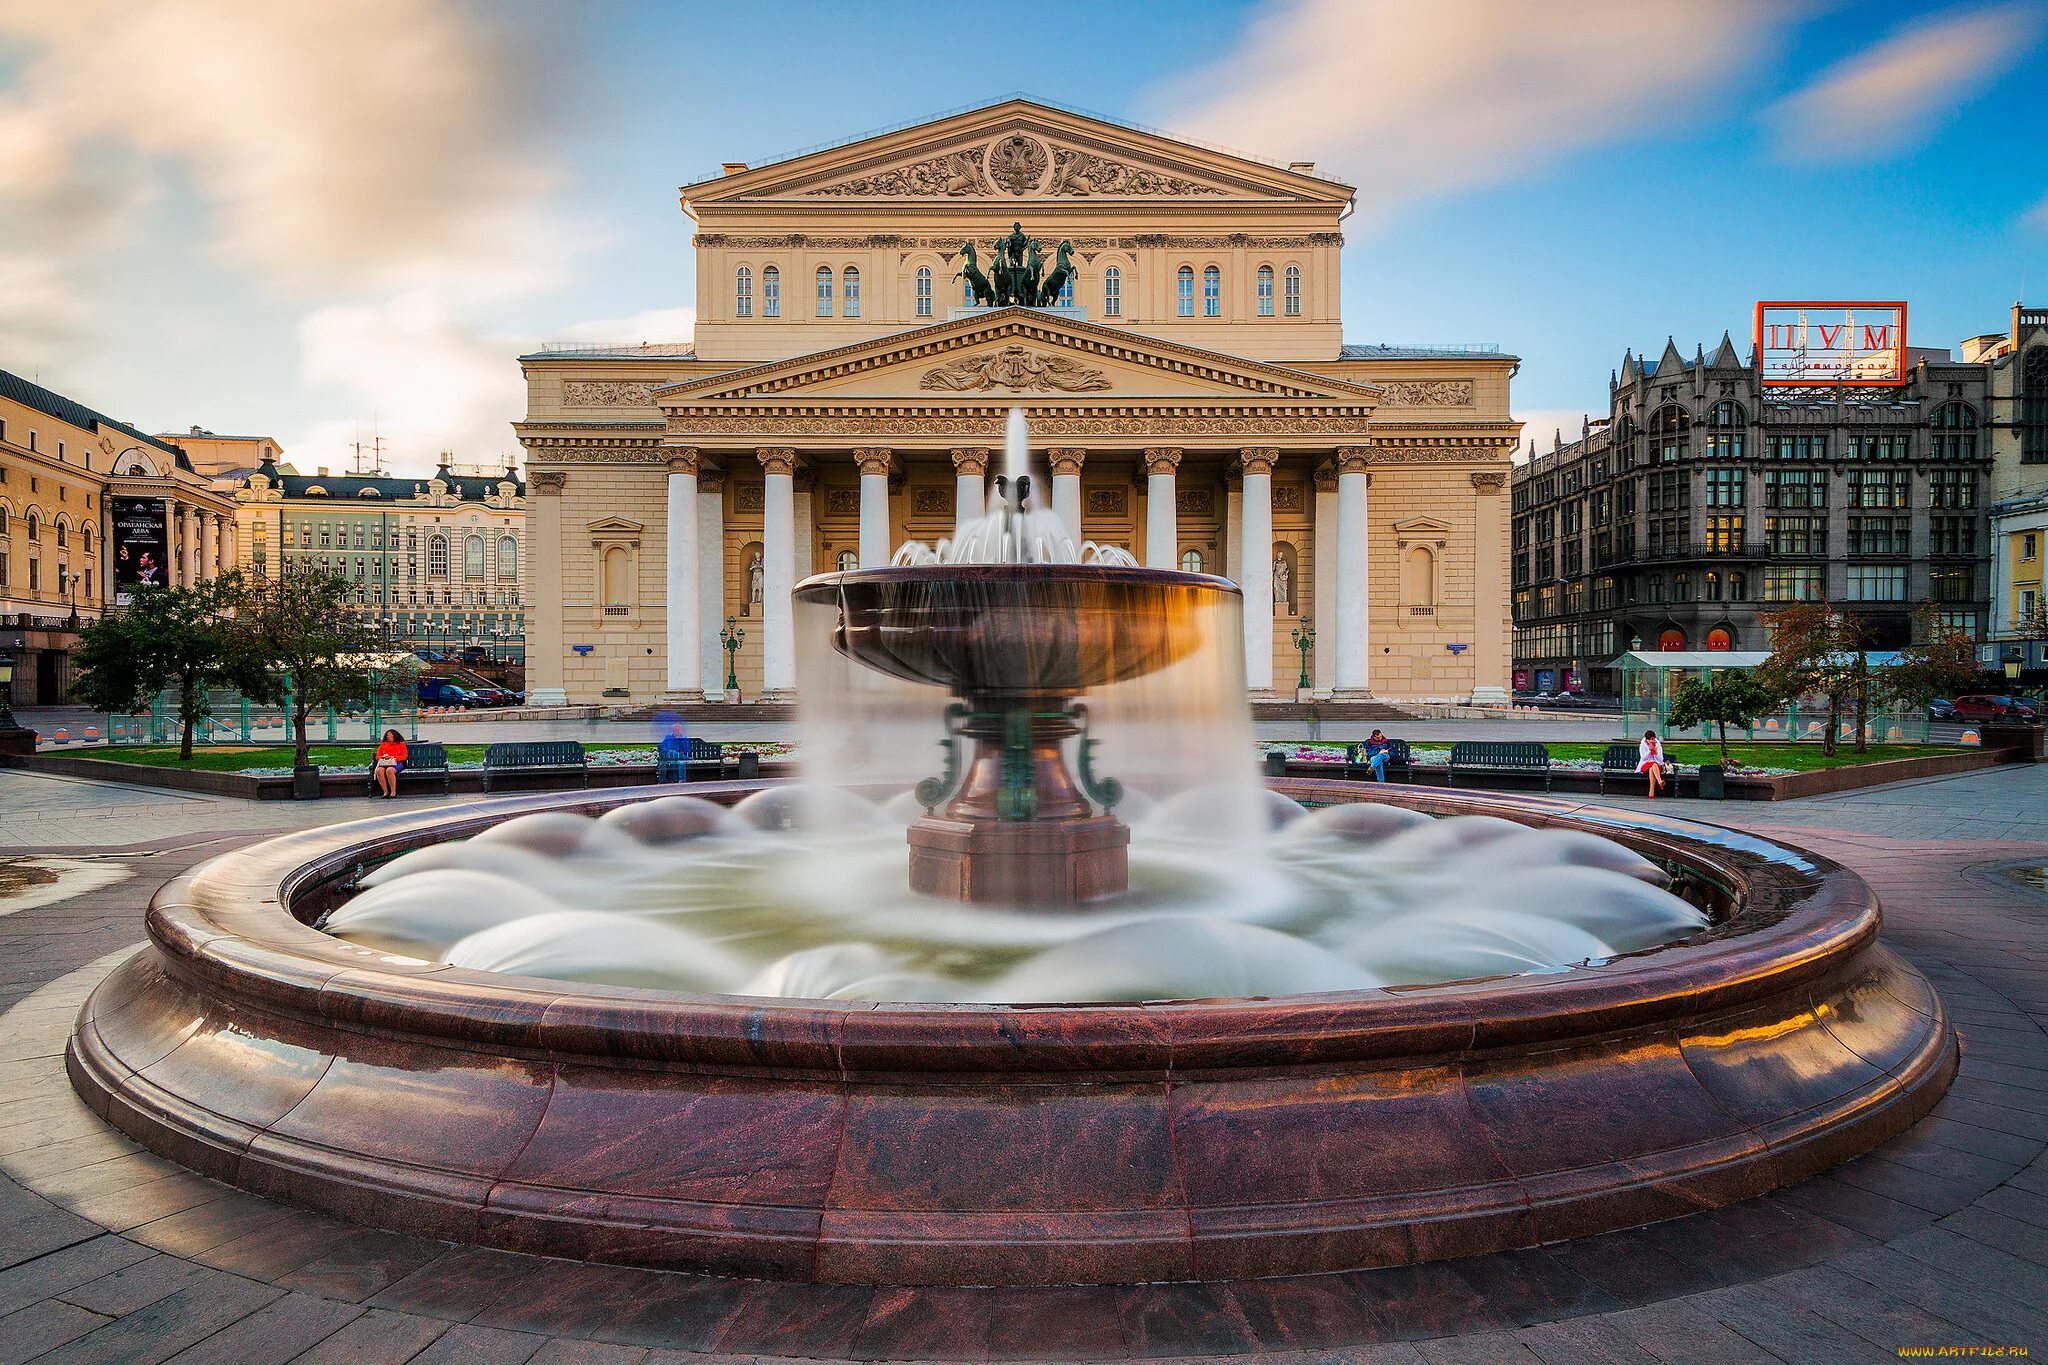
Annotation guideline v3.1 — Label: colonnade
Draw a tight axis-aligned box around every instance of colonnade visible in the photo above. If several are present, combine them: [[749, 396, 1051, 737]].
[[652, 444, 1380, 701]]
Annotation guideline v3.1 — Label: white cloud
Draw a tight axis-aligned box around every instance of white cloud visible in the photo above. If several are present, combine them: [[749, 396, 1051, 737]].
[[556, 307, 699, 347], [1768, 5, 2038, 161], [1149, 0, 1784, 226]]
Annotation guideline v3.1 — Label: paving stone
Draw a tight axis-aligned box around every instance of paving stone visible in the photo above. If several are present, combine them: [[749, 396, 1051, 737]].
[[0, 1235, 152, 1318], [525, 1343, 651, 1365], [1689, 1284, 1873, 1364], [407, 1322, 548, 1364], [160, 1291, 365, 1365], [1512, 1316, 1660, 1364], [1601, 1297, 1794, 1364], [53, 1275, 282, 1364], [57, 1252, 217, 1316], [1760, 1263, 1990, 1353], [0, 1297, 113, 1363], [288, 1307, 450, 1364]]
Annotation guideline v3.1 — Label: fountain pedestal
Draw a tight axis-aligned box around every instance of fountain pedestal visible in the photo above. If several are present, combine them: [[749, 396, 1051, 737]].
[[907, 813, 1130, 905]]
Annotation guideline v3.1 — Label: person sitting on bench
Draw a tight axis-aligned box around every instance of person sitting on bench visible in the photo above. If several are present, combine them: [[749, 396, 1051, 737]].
[[1638, 728, 1670, 799], [372, 729, 408, 799], [1362, 728, 1393, 783]]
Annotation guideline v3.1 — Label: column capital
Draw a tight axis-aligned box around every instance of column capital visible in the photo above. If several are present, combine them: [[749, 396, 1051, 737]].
[[950, 447, 990, 477], [666, 447, 701, 476], [852, 447, 893, 477], [1239, 447, 1280, 477], [756, 447, 797, 476], [1471, 470, 1508, 492], [1143, 447, 1182, 476], [1334, 445, 1372, 474], [530, 471, 567, 494], [1045, 447, 1086, 477], [1313, 462, 1338, 493], [698, 465, 726, 492]]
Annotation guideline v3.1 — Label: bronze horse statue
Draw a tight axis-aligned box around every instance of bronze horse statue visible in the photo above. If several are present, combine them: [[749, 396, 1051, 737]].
[[956, 242, 996, 307], [1038, 240, 1075, 306]]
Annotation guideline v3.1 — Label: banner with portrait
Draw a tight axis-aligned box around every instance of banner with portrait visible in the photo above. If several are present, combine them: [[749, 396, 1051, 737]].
[[111, 497, 170, 605]]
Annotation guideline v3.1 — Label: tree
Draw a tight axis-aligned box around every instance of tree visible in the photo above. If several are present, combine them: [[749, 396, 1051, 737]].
[[237, 564, 390, 772], [1758, 600, 1868, 757], [71, 575, 269, 760], [1879, 605, 1981, 715], [1665, 668, 1785, 768]]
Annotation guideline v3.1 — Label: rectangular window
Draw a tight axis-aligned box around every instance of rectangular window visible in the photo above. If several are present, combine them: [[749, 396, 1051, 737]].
[[1847, 516, 1910, 555], [1928, 469, 1975, 508], [1932, 428, 1976, 460], [1646, 471, 1687, 512], [1202, 267, 1220, 317], [844, 269, 860, 318], [1849, 432, 1911, 460], [735, 270, 753, 317], [1770, 434, 1828, 460], [1763, 566, 1824, 601], [1103, 269, 1121, 318], [763, 269, 780, 317], [1256, 269, 1274, 317], [1704, 514, 1743, 553], [1765, 515, 1825, 555], [1849, 469, 1909, 508], [1844, 565, 1906, 601], [1763, 468, 1826, 508], [1284, 266, 1300, 316], [1929, 516, 1975, 556], [1703, 432, 1743, 461], [1930, 567, 1976, 602], [816, 270, 833, 317], [1704, 468, 1744, 507], [1176, 270, 1194, 317], [915, 269, 932, 318]]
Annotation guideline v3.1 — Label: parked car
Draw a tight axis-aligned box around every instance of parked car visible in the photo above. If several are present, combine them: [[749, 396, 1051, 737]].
[[469, 686, 517, 707], [1926, 697, 1955, 722], [1950, 694, 2039, 723], [417, 678, 479, 709], [455, 646, 492, 665]]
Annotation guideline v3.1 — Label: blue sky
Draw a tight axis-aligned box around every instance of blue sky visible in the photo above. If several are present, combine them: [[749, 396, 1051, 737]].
[[1, 0, 2043, 473]]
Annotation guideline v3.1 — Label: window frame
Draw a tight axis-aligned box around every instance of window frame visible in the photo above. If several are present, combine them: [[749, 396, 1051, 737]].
[[1256, 265, 1274, 317]]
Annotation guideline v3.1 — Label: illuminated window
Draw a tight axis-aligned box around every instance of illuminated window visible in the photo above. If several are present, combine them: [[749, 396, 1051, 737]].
[[1256, 265, 1274, 317], [1176, 266, 1193, 317], [735, 266, 753, 317]]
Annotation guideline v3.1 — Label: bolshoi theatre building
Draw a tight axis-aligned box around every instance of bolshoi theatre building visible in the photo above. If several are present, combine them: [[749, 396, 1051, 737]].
[[515, 100, 1521, 706]]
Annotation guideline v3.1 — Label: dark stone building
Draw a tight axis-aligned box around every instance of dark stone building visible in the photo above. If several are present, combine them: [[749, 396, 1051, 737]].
[[1510, 334, 1991, 694]]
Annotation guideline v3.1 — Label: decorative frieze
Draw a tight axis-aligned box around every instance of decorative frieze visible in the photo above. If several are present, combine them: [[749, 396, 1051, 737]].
[[1273, 483, 1305, 512], [811, 149, 991, 198], [1047, 148, 1223, 197], [1085, 487, 1127, 517], [563, 380, 656, 407], [1375, 380, 1475, 407], [800, 135, 1231, 200], [695, 232, 1341, 250], [733, 484, 764, 513], [1176, 488, 1213, 515], [918, 345, 1112, 393], [912, 488, 952, 515], [825, 489, 861, 515], [662, 414, 1378, 438]]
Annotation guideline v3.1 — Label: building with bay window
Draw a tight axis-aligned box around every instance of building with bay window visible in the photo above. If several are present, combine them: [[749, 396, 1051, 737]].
[[516, 99, 1522, 705], [1510, 333, 1991, 694]]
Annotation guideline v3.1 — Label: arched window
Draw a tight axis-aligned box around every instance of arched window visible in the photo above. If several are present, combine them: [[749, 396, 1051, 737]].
[[1202, 265, 1220, 317], [1932, 401, 1978, 460], [1674, 572, 1693, 602], [427, 534, 447, 579], [1256, 265, 1274, 317], [25, 512, 37, 542], [1705, 570, 1721, 601], [963, 274, 976, 307], [602, 546, 629, 609], [843, 266, 860, 318], [81, 526, 91, 553], [915, 266, 933, 318], [1057, 271, 1074, 308], [54, 521, 66, 548], [762, 266, 780, 317], [1404, 545, 1437, 608], [1284, 265, 1301, 317], [1658, 627, 1687, 650], [1648, 403, 1690, 462], [815, 266, 833, 317], [1647, 572, 1664, 602], [1708, 400, 1746, 426], [836, 549, 858, 572], [464, 535, 485, 581], [1705, 626, 1734, 651], [1179, 548, 1204, 574], [498, 535, 517, 579], [2024, 348, 2048, 464], [735, 266, 753, 317], [1103, 266, 1122, 318], [1176, 266, 1194, 317]]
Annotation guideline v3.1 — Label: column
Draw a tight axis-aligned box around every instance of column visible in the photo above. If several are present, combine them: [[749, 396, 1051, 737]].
[[1312, 463, 1337, 696], [855, 448, 893, 567], [664, 448, 700, 696], [758, 448, 797, 697], [793, 472, 815, 582], [1144, 447, 1180, 569], [526, 471, 568, 705], [1335, 445, 1372, 695], [1470, 469, 1511, 704], [1047, 448, 1085, 545], [1240, 448, 1277, 691], [202, 512, 218, 580], [697, 467, 727, 701], [951, 448, 989, 535]]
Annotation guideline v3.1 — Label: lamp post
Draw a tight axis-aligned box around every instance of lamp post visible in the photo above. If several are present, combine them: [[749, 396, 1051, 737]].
[[720, 616, 745, 697], [1291, 624, 1315, 693], [0, 650, 34, 756], [58, 569, 79, 630]]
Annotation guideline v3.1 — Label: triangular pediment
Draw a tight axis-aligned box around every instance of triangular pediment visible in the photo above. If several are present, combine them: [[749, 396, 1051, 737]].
[[1392, 516, 1457, 536], [654, 309, 1380, 406], [683, 98, 1353, 207], [587, 516, 644, 535]]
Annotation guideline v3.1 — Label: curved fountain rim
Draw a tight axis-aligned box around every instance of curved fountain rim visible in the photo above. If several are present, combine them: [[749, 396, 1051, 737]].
[[141, 781, 1879, 1073], [794, 563, 1243, 596]]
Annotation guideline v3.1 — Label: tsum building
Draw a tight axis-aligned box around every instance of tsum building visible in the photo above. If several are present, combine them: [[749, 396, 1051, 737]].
[[515, 100, 1521, 706]]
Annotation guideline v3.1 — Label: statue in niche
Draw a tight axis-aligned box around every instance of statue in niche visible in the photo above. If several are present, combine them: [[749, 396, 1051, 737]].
[[1272, 550, 1292, 609], [746, 550, 764, 614]]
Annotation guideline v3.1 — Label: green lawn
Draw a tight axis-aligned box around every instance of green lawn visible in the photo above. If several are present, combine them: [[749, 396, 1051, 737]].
[[87, 744, 658, 772]]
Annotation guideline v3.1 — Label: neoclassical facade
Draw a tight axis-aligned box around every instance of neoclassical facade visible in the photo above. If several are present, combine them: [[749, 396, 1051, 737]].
[[517, 101, 1519, 704]]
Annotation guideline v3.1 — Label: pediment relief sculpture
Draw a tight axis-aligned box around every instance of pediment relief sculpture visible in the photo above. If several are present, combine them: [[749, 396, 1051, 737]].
[[564, 380, 655, 407], [1376, 380, 1475, 407], [806, 134, 1228, 199], [919, 345, 1112, 393]]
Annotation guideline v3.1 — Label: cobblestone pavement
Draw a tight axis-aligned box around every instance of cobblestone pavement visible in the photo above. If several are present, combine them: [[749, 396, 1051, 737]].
[[0, 766, 2043, 1360]]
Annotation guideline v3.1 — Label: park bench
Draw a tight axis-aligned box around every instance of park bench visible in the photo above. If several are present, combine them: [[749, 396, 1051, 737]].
[[656, 737, 725, 783], [481, 741, 589, 792], [1447, 740, 1551, 790], [1597, 743, 1651, 794], [1344, 738, 1413, 783], [364, 741, 451, 794]]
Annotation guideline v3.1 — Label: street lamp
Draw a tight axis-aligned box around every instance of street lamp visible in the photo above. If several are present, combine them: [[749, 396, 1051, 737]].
[[720, 616, 745, 697], [1291, 624, 1315, 692], [58, 569, 79, 630]]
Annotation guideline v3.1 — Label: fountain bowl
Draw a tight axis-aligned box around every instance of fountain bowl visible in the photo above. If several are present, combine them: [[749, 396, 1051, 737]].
[[67, 780, 1954, 1286]]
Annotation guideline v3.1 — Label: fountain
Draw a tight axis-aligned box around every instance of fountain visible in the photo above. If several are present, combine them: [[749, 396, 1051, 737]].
[[65, 409, 1957, 1286]]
